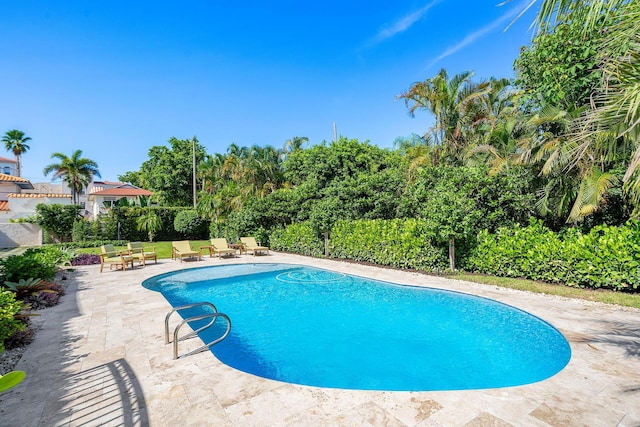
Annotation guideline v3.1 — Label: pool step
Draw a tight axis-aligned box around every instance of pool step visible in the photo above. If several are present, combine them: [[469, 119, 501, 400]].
[[165, 302, 231, 359]]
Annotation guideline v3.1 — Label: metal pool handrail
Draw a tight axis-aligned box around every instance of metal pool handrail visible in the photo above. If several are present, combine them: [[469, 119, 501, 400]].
[[164, 302, 231, 359]]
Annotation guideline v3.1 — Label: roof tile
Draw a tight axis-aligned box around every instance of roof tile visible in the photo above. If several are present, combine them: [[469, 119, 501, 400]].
[[7, 193, 72, 198]]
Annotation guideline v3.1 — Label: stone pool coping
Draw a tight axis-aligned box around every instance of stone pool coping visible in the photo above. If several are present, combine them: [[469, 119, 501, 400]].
[[1, 252, 639, 426]]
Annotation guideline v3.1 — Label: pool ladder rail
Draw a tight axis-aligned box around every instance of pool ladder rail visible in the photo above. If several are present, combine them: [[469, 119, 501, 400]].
[[164, 302, 231, 359]]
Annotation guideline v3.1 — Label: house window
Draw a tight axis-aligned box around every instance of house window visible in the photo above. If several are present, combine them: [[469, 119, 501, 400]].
[[3, 167, 10, 175]]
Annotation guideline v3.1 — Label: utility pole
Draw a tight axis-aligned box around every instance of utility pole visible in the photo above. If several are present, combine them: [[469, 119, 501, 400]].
[[333, 122, 337, 142], [192, 136, 197, 208]]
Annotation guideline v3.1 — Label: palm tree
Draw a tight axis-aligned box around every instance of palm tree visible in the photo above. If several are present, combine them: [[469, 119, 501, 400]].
[[398, 69, 491, 164], [2, 130, 31, 177], [43, 150, 101, 204], [281, 136, 309, 161], [513, 0, 640, 215], [395, 133, 439, 182], [137, 209, 163, 242]]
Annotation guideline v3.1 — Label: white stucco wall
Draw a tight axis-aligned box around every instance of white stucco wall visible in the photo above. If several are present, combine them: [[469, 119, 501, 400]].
[[0, 223, 42, 247], [0, 196, 72, 223]]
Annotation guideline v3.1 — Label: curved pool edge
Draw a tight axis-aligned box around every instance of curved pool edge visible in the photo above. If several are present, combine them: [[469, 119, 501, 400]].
[[142, 262, 572, 392]]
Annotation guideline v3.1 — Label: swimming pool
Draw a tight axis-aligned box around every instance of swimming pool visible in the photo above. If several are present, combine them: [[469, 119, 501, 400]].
[[143, 263, 571, 391]]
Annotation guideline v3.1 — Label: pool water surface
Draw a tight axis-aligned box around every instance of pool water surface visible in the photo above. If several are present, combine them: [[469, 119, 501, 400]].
[[143, 264, 571, 391]]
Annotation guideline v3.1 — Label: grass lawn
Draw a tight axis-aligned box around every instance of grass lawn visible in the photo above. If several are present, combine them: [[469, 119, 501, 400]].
[[454, 272, 640, 310], [76, 240, 211, 260]]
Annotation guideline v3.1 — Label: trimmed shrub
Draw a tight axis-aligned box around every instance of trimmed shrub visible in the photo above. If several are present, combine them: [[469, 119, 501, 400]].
[[467, 219, 640, 291], [330, 218, 448, 271], [72, 218, 91, 242], [270, 222, 324, 257], [174, 210, 209, 239]]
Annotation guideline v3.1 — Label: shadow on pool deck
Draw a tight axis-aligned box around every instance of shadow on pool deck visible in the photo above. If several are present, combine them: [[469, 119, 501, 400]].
[[46, 359, 148, 426]]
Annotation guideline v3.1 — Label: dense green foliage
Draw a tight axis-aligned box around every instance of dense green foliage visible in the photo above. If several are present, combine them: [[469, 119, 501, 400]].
[[49, 240, 128, 249], [514, 13, 620, 111], [0, 290, 22, 349], [120, 136, 206, 206], [70, 207, 190, 242], [0, 246, 70, 283], [270, 222, 324, 257], [330, 219, 448, 271], [468, 219, 640, 291], [35, 204, 81, 242], [174, 210, 209, 239]]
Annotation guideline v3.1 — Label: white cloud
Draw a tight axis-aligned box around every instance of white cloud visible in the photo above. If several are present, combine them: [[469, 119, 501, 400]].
[[368, 0, 442, 47], [426, 0, 528, 69]]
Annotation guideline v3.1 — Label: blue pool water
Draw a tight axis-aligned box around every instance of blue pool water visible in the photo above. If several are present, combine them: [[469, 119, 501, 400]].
[[143, 264, 571, 391]]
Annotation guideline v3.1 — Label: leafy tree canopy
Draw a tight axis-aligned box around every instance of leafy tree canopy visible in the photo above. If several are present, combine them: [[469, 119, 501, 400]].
[[514, 9, 627, 112], [122, 136, 205, 207], [283, 137, 399, 187], [35, 203, 82, 242]]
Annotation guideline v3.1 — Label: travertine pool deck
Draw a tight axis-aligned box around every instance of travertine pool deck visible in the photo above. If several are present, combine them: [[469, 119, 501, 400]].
[[1, 252, 639, 426]]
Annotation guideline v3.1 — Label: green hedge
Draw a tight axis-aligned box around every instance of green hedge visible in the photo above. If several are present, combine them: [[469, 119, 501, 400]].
[[329, 219, 447, 271], [467, 219, 640, 291], [270, 222, 324, 257]]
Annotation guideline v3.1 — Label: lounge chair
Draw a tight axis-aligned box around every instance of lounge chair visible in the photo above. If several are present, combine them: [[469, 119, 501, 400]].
[[100, 244, 135, 272], [210, 238, 237, 258], [240, 237, 269, 256], [172, 241, 200, 262], [127, 241, 157, 266]]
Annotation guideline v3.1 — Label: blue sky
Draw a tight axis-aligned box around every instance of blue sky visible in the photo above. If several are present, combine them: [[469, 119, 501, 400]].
[[1, 1, 537, 184]]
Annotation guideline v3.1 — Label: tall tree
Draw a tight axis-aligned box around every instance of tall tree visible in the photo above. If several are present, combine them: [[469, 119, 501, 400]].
[[2, 129, 31, 177], [123, 137, 206, 206], [42, 150, 101, 203], [398, 69, 491, 164]]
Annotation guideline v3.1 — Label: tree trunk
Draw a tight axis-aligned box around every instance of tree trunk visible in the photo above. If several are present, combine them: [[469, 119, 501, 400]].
[[449, 237, 455, 272], [324, 232, 329, 257]]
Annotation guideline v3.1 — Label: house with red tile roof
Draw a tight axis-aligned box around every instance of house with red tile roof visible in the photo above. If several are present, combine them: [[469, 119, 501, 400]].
[[87, 181, 153, 218]]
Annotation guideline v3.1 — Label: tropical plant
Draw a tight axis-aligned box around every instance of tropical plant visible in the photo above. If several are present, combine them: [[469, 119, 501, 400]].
[[0, 341, 26, 393], [3, 278, 50, 300], [512, 0, 640, 218], [0, 290, 23, 349], [395, 133, 438, 182], [42, 150, 101, 203], [70, 253, 101, 266], [137, 209, 163, 242], [398, 69, 492, 164], [281, 136, 309, 161], [0, 367, 26, 394], [1, 129, 31, 177]]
